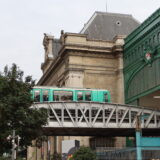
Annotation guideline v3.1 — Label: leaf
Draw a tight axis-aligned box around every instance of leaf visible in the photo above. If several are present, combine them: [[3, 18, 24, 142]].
[[0, 64, 48, 156]]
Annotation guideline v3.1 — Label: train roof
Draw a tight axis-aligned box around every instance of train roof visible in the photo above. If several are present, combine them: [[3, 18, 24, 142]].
[[33, 86, 109, 92]]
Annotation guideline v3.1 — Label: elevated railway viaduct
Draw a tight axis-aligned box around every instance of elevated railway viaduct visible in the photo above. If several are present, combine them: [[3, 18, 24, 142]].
[[33, 102, 160, 136]]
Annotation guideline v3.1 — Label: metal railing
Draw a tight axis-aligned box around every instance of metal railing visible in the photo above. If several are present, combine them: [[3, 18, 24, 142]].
[[95, 147, 160, 160], [32, 102, 160, 129]]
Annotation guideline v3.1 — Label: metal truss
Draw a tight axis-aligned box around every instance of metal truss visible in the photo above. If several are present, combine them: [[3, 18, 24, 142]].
[[32, 102, 160, 129]]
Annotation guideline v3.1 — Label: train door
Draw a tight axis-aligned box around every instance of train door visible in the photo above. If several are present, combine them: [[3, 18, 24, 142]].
[[42, 89, 50, 102], [84, 91, 92, 101], [33, 89, 42, 102], [103, 91, 109, 102]]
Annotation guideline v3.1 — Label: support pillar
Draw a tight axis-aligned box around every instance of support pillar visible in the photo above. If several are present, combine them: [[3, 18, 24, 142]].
[[136, 131, 142, 160]]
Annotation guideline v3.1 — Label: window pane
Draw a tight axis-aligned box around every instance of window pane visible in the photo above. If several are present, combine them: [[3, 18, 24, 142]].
[[61, 91, 73, 101], [43, 90, 49, 102], [85, 92, 91, 101], [53, 91, 73, 101], [53, 91, 60, 101], [104, 93, 108, 102], [34, 90, 40, 102], [77, 92, 83, 101]]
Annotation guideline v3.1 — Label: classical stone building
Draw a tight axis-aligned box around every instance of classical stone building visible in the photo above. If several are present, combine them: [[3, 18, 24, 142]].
[[38, 12, 139, 103], [28, 12, 139, 160]]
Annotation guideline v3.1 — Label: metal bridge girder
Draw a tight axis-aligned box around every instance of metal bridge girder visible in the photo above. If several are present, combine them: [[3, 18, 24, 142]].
[[32, 102, 160, 129]]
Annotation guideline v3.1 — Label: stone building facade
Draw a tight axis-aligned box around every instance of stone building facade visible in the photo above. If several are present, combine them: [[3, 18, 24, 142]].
[[39, 33, 125, 103], [28, 11, 139, 159]]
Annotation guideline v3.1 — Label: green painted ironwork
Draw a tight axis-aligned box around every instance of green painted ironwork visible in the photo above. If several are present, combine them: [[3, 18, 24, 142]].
[[136, 130, 160, 160], [124, 8, 160, 104]]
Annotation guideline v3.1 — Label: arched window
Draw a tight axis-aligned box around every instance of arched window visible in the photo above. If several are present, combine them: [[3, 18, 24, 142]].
[[43, 90, 49, 102]]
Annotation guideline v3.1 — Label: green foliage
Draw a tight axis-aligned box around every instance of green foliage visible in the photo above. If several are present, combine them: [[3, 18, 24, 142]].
[[51, 153, 62, 160], [70, 146, 96, 160], [0, 64, 48, 155], [0, 157, 25, 160], [0, 158, 10, 160], [0, 157, 9, 160]]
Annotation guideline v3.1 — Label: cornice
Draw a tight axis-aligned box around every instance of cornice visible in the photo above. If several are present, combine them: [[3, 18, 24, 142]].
[[65, 44, 112, 52], [37, 56, 62, 85], [38, 33, 124, 85], [41, 57, 53, 70], [124, 21, 160, 51]]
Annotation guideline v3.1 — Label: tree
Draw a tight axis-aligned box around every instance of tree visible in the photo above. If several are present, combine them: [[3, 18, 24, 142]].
[[70, 146, 97, 160], [51, 153, 62, 160], [0, 64, 48, 155]]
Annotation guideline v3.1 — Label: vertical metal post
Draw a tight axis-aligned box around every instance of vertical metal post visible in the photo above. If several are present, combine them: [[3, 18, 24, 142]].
[[136, 131, 142, 160], [116, 107, 119, 127], [89, 104, 91, 125], [136, 116, 142, 160], [11, 130, 16, 160], [75, 105, 78, 125], [106, 0, 108, 12]]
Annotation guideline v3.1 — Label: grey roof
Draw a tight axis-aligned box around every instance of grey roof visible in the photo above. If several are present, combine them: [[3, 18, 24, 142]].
[[80, 12, 140, 41], [52, 39, 61, 57]]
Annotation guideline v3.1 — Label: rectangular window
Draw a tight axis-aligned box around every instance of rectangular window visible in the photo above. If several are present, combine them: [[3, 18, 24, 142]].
[[43, 90, 49, 102], [53, 91, 60, 101], [53, 91, 73, 101], [77, 92, 83, 101], [85, 92, 91, 101], [34, 90, 40, 102]]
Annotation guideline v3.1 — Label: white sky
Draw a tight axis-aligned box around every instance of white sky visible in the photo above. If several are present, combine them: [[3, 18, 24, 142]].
[[0, 0, 159, 82]]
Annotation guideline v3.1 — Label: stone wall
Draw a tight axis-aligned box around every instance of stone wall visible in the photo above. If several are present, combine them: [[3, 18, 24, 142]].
[[28, 33, 126, 160]]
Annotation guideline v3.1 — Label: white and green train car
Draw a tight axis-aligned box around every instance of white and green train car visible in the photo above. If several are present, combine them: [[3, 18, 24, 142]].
[[31, 86, 111, 103]]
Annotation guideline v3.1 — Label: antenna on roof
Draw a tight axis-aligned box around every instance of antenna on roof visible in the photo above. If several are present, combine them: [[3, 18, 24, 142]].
[[106, 0, 108, 12]]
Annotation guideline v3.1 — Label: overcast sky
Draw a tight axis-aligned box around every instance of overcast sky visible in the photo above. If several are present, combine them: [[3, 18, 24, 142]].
[[0, 0, 159, 82]]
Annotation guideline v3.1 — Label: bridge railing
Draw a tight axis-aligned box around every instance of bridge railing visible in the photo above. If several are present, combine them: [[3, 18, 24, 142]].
[[32, 102, 160, 129]]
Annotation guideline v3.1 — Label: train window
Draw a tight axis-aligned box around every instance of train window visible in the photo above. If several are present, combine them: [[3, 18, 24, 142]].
[[53, 91, 60, 101], [43, 90, 49, 102], [54, 95, 59, 101], [53, 91, 73, 101], [85, 92, 91, 101], [61, 91, 73, 101], [77, 92, 83, 101], [34, 90, 40, 102], [104, 93, 108, 102]]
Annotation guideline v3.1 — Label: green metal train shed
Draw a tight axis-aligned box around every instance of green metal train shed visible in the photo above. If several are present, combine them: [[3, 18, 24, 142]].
[[124, 8, 160, 108]]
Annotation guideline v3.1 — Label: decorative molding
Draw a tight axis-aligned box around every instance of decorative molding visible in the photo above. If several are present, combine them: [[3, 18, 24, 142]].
[[125, 8, 160, 45]]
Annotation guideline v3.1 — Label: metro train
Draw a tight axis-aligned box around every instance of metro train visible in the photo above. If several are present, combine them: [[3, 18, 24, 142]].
[[31, 86, 111, 103]]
